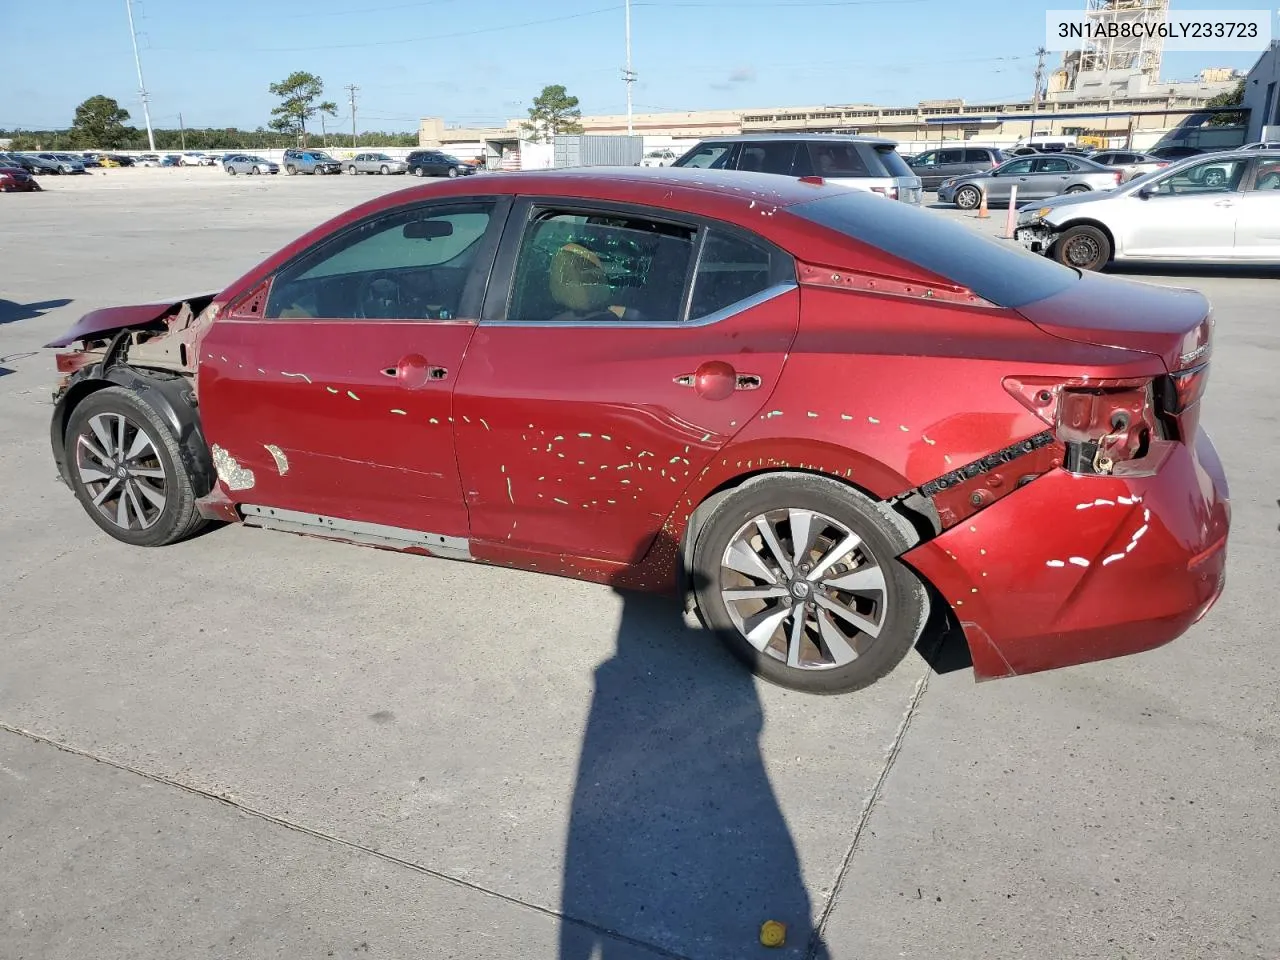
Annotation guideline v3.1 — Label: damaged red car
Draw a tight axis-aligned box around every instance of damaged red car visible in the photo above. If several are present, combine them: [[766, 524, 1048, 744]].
[[45, 168, 1229, 694]]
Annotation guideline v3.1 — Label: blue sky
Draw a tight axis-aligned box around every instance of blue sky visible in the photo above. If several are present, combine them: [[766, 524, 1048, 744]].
[[2, 0, 1270, 132]]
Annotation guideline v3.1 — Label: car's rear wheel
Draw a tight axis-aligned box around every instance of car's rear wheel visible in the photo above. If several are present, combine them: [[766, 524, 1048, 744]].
[[1066, 185, 1090, 194], [692, 475, 927, 695], [65, 387, 207, 547], [413, 166, 425, 177], [954, 185, 981, 210], [1054, 224, 1111, 271]]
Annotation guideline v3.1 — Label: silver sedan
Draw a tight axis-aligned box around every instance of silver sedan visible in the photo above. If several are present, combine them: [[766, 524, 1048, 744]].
[[1089, 150, 1169, 182], [345, 153, 408, 175], [938, 154, 1122, 209], [1014, 149, 1280, 270], [222, 155, 279, 176]]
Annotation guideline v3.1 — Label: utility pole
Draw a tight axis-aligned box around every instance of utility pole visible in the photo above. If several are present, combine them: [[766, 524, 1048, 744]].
[[1029, 45, 1048, 144], [125, 0, 156, 152], [622, 0, 636, 136], [346, 84, 359, 148], [178, 112, 186, 150]]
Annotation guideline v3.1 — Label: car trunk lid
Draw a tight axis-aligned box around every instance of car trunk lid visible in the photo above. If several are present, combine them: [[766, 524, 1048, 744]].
[[1014, 270, 1212, 374]]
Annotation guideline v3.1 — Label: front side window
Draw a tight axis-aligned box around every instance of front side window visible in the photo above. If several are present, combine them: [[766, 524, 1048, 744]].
[[676, 143, 735, 169], [265, 202, 494, 321], [912, 152, 937, 166], [997, 159, 1034, 176], [506, 209, 695, 323], [689, 229, 775, 320], [1149, 158, 1247, 195]]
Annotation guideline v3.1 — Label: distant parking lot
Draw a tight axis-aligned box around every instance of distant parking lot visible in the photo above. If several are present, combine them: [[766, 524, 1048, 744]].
[[1, 169, 1277, 960]]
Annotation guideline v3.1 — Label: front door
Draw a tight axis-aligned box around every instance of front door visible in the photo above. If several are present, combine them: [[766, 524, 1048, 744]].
[[1122, 156, 1248, 258], [452, 200, 800, 563], [199, 198, 506, 538]]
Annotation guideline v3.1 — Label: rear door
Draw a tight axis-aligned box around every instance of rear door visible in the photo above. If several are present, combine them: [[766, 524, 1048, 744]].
[[1027, 155, 1074, 199], [452, 199, 799, 562], [198, 197, 507, 538], [1232, 158, 1280, 258], [932, 148, 967, 185]]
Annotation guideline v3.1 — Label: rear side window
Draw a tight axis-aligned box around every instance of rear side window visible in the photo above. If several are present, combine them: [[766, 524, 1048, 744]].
[[675, 143, 736, 169], [506, 210, 695, 323], [806, 142, 872, 177], [738, 141, 797, 175], [963, 149, 992, 163], [937, 149, 965, 164], [689, 230, 775, 319], [791, 192, 1078, 309], [1036, 157, 1072, 173]]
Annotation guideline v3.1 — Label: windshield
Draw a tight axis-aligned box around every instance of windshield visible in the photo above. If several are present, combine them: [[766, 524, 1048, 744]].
[[792, 191, 1078, 309]]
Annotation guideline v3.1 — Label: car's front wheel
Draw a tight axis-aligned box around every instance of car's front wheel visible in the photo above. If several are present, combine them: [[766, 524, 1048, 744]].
[[1053, 224, 1111, 271], [447, 167, 458, 178], [1065, 184, 1090, 194], [380, 164, 390, 175], [692, 475, 927, 695], [227, 166, 237, 175], [413, 166, 425, 177], [64, 386, 207, 547], [954, 185, 981, 209], [347, 165, 357, 175]]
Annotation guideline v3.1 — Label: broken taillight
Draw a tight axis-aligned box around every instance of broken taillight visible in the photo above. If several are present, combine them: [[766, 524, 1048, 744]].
[[1004, 375, 1161, 476], [1160, 362, 1209, 414]]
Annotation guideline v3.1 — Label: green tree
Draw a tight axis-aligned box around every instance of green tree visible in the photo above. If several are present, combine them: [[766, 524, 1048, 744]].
[[268, 71, 325, 145], [317, 100, 338, 146], [520, 84, 583, 142], [71, 95, 133, 148], [1206, 79, 1246, 126]]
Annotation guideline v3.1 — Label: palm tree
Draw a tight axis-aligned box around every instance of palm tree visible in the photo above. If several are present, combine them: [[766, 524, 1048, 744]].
[[318, 101, 338, 147]]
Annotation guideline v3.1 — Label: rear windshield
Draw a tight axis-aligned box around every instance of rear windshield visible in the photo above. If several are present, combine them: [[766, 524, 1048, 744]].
[[790, 191, 1078, 308], [874, 146, 914, 178]]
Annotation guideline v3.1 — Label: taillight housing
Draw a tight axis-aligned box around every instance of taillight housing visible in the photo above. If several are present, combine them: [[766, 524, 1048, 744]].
[[870, 186, 899, 200], [1113, 171, 1123, 184], [1159, 362, 1209, 415], [1004, 375, 1163, 476]]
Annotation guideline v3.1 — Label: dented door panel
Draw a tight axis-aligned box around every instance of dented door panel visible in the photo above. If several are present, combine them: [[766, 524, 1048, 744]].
[[198, 319, 475, 536]]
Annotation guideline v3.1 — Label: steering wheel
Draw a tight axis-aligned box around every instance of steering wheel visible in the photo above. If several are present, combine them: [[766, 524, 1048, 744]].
[[355, 272, 405, 319]]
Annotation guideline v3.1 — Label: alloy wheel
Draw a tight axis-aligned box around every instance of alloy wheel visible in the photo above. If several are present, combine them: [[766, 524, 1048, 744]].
[[74, 412, 168, 531], [719, 507, 888, 671]]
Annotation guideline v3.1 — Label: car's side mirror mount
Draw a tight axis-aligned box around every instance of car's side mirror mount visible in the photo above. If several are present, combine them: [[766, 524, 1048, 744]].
[[1137, 185, 1154, 199]]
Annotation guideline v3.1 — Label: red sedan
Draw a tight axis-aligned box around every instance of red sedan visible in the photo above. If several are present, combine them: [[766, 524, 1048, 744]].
[[0, 165, 42, 192], [44, 168, 1229, 695]]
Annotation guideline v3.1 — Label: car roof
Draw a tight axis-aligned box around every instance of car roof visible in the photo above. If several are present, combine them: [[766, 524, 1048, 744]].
[[690, 133, 900, 147]]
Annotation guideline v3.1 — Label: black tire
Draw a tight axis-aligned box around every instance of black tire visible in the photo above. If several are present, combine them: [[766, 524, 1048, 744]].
[[227, 166, 237, 175], [1065, 184, 1090, 194], [691, 474, 927, 695], [285, 164, 296, 175], [413, 166, 425, 177], [347, 165, 358, 175], [1053, 224, 1112, 271], [64, 386, 207, 547], [954, 185, 981, 210]]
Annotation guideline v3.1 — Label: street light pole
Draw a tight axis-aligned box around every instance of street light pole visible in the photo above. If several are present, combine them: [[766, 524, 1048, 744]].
[[623, 0, 636, 136], [125, 0, 156, 152]]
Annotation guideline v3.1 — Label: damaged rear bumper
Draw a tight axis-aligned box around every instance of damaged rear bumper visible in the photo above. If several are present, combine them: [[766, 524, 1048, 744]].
[[902, 428, 1229, 681]]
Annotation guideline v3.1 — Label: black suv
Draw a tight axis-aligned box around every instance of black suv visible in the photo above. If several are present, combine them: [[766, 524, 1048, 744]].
[[406, 150, 476, 178], [670, 134, 923, 204], [282, 149, 342, 175]]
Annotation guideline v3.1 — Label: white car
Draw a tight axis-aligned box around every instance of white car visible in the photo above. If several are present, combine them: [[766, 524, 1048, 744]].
[[1014, 149, 1280, 270], [179, 152, 217, 166], [639, 148, 678, 167], [135, 154, 161, 167]]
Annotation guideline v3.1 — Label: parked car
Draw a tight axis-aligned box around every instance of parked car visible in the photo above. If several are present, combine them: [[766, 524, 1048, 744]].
[[671, 134, 923, 203], [405, 150, 475, 178], [32, 153, 86, 174], [1088, 150, 1169, 182], [0, 152, 40, 174], [1147, 145, 1204, 161], [135, 154, 162, 167], [42, 167, 1228, 696], [222, 155, 279, 176], [1014, 149, 1280, 270], [80, 153, 103, 168], [346, 152, 408, 175], [639, 148, 679, 167], [282, 149, 342, 175], [22, 153, 74, 174], [938, 154, 1123, 209], [160, 154, 183, 167], [99, 154, 135, 168], [0, 164, 41, 192], [907, 146, 1004, 190], [180, 152, 217, 166]]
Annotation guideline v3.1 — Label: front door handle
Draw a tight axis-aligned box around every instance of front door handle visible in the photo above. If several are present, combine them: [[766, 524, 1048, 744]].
[[383, 354, 448, 389], [1214, 199, 1236, 207]]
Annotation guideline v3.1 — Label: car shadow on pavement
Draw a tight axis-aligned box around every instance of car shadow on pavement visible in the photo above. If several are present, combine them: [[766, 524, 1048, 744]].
[[559, 547, 831, 960], [0, 298, 73, 325]]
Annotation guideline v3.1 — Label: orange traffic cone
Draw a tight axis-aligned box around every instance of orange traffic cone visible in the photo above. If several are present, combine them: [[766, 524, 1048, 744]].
[[976, 191, 989, 219]]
